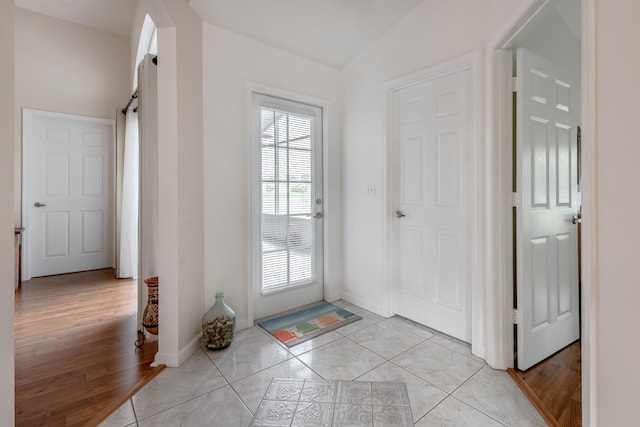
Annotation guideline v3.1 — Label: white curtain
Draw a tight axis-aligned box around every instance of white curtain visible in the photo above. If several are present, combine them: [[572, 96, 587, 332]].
[[138, 54, 159, 285], [137, 54, 159, 330], [118, 109, 139, 279]]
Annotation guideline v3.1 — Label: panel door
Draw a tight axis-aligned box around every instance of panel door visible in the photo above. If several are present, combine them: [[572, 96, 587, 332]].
[[25, 110, 114, 278], [392, 68, 471, 342], [515, 48, 580, 370]]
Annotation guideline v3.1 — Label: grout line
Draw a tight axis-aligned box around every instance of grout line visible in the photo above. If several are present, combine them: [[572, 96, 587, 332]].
[[227, 381, 257, 418], [449, 395, 509, 427], [130, 398, 139, 424]]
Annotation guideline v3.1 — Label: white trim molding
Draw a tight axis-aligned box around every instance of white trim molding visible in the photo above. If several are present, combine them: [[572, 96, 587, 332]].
[[152, 333, 201, 368], [581, 0, 597, 424], [486, 0, 594, 424]]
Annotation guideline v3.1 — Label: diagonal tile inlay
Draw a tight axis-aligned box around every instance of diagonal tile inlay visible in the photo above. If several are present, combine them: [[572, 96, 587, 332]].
[[250, 378, 412, 427]]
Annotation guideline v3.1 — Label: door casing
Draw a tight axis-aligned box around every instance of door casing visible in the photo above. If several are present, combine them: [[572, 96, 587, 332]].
[[245, 82, 336, 327], [488, 0, 594, 424], [251, 93, 324, 320]]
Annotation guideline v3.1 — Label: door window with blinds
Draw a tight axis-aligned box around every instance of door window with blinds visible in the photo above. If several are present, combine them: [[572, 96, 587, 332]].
[[252, 94, 323, 304]]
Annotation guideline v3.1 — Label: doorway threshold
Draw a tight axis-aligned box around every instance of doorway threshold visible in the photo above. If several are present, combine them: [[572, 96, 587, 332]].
[[508, 340, 581, 427]]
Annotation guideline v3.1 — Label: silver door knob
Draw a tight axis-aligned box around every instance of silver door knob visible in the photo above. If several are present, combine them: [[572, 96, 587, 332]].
[[314, 212, 323, 219], [34, 202, 47, 207], [571, 215, 581, 224], [395, 210, 406, 218]]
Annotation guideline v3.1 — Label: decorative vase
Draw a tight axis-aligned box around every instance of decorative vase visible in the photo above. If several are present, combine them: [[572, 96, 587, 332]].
[[202, 292, 235, 349], [142, 277, 158, 335]]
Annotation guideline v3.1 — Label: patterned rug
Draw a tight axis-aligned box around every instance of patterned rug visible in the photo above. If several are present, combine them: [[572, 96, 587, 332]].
[[250, 378, 412, 426], [258, 302, 361, 347]]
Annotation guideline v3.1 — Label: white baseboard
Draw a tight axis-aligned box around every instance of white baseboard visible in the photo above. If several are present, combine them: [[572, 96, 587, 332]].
[[152, 333, 201, 368], [236, 317, 250, 330], [342, 292, 384, 317]]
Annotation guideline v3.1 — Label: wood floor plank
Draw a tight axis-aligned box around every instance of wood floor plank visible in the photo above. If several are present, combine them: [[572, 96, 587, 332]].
[[15, 269, 162, 426], [509, 340, 582, 427]]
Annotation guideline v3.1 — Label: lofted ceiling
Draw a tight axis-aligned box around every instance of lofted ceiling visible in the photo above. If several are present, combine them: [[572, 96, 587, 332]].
[[15, 0, 137, 36], [189, 0, 424, 69], [15, 0, 424, 69]]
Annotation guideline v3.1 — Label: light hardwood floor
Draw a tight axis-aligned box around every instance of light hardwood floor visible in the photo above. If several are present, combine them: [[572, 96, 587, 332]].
[[15, 269, 163, 426], [509, 340, 582, 427]]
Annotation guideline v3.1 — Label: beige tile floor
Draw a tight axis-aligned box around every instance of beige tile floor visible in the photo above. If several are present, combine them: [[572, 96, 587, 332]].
[[100, 301, 545, 427]]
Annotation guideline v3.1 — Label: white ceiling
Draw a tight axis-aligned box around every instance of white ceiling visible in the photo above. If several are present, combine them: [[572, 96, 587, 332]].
[[15, 0, 137, 36], [15, 0, 424, 69], [555, 0, 581, 40], [189, 0, 424, 69]]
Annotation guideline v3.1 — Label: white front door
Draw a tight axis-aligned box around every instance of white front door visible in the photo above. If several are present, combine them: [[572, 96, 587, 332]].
[[252, 94, 324, 320], [24, 110, 115, 279], [392, 67, 471, 342], [515, 48, 580, 370]]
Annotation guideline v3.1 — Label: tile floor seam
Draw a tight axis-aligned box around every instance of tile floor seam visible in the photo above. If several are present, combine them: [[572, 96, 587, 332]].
[[389, 316, 441, 336], [397, 364, 457, 426], [222, 356, 292, 386], [440, 365, 516, 427], [420, 334, 473, 358], [429, 332, 485, 361], [129, 398, 139, 425], [382, 319, 429, 340], [445, 361, 486, 397], [351, 320, 428, 346], [227, 380, 257, 417], [292, 353, 329, 382], [340, 334, 390, 372], [448, 395, 510, 427], [384, 358, 451, 396], [133, 386, 225, 423], [285, 333, 343, 357]]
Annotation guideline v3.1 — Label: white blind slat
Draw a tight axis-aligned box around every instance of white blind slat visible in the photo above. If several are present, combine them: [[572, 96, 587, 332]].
[[260, 106, 316, 292]]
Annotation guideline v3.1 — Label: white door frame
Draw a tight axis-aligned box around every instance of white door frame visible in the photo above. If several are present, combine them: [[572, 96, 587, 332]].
[[382, 51, 483, 354], [22, 109, 116, 281], [245, 82, 336, 328], [487, 0, 595, 424]]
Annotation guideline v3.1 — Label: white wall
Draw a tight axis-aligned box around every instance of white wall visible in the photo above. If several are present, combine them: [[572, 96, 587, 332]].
[[201, 24, 343, 328], [342, 0, 528, 317], [593, 0, 640, 423], [0, 2, 15, 423], [140, 0, 205, 365], [517, 6, 581, 89], [14, 7, 130, 227]]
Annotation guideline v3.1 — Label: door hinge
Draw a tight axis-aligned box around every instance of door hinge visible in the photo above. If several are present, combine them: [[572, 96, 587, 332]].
[[513, 308, 519, 324], [511, 192, 520, 208], [512, 77, 521, 92]]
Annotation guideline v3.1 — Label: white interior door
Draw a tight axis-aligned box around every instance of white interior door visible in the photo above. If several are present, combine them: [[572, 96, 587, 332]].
[[24, 110, 114, 279], [515, 47, 580, 370], [392, 68, 471, 342], [252, 94, 324, 320]]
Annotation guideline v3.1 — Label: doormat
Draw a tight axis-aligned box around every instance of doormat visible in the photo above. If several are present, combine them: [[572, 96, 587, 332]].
[[258, 302, 361, 347]]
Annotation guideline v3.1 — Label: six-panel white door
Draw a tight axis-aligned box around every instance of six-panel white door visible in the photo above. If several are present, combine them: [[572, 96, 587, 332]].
[[515, 48, 580, 370], [392, 68, 471, 342], [24, 110, 114, 278]]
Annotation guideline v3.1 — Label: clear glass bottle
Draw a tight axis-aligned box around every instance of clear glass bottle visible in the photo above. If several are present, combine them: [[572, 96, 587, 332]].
[[202, 292, 235, 349]]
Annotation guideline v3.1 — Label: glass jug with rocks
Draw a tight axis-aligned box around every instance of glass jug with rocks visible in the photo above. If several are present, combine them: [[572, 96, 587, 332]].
[[202, 292, 235, 350]]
